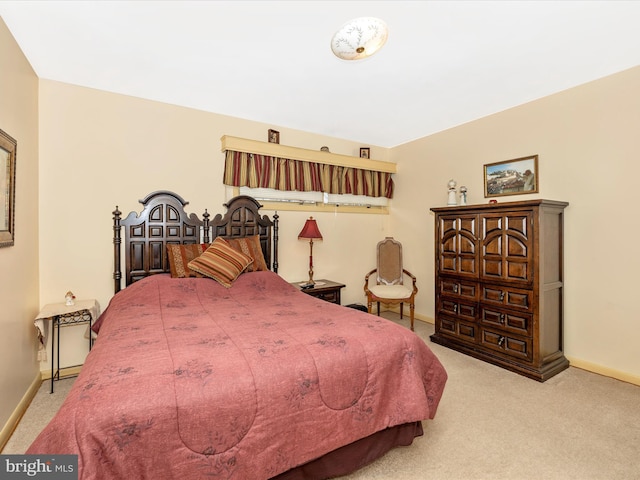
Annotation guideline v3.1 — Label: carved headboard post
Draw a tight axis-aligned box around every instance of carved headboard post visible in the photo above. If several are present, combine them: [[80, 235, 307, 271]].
[[203, 209, 210, 244], [113, 206, 123, 293], [273, 211, 279, 273]]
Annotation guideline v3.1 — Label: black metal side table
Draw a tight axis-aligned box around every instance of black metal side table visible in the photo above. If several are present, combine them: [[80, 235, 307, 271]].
[[34, 299, 100, 393]]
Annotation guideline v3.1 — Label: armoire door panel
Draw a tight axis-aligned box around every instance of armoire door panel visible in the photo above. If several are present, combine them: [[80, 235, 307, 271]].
[[460, 257, 477, 275], [460, 234, 476, 254], [442, 234, 456, 254], [483, 216, 502, 235], [507, 235, 528, 257], [483, 258, 503, 278], [484, 233, 502, 255], [481, 211, 533, 284], [506, 215, 528, 236], [507, 261, 529, 281], [440, 218, 457, 236], [438, 215, 478, 277], [458, 217, 477, 237]]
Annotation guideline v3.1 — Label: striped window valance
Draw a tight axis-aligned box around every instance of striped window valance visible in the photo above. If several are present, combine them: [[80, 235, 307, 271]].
[[223, 150, 394, 199]]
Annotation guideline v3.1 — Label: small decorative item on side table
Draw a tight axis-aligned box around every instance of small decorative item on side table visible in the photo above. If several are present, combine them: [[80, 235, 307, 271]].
[[65, 290, 76, 306], [292, 279, 345, 305], [34, 298, 100, 393]]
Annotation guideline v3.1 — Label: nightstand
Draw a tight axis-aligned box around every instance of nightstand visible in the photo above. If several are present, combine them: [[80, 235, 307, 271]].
[[292, 279, 345, 305], [34, 299, 100, 393]]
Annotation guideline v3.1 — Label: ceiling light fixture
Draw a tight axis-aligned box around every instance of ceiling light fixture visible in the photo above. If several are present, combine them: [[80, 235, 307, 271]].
[[331, 17, 389, 61]]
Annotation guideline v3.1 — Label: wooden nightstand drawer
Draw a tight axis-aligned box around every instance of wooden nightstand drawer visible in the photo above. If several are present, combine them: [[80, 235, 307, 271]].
[[291, 279, 345, 305], [313, 290, 340, 304]]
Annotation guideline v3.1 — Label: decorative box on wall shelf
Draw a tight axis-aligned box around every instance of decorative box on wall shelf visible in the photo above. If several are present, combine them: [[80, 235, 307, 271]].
[[430, 199, 569, 382]]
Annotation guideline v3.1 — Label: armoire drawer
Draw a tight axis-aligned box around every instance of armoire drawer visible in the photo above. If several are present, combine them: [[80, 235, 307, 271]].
[[481, 285, 533, 312], [479, 327, 533, 362], [438, 297, 478, 323], [437, 316, 478, 345], [439, 278, 478, 301], [480, 306, 532, 337]]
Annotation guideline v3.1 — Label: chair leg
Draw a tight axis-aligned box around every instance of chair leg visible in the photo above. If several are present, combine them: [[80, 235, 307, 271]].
[[376, 302, 380, 316], [400, 302, 404, 319]]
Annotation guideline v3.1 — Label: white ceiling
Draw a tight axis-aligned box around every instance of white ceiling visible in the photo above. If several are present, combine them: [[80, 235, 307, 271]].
[[1, 1, 640, 148]]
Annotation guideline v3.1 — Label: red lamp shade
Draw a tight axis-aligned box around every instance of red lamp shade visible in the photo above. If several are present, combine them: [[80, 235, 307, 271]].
[[298, 218, 323, 240]]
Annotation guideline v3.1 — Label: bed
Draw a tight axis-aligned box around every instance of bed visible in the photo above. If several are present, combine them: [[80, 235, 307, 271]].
[[28, 191, 448, 479]]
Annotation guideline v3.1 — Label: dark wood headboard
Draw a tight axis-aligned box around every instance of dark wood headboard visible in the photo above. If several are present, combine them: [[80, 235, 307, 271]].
[[112, 191, 278, 293]]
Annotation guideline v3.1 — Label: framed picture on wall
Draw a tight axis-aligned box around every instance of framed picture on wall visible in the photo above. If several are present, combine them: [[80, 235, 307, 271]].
[[268, 129, 280, 144], [0, 128, 17, 247], [360, 147, 370, 159], [484, 155, 538, 197]]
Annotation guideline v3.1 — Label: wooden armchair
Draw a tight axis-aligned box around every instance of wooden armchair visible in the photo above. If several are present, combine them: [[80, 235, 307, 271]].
[[364, 237, 418, 331]]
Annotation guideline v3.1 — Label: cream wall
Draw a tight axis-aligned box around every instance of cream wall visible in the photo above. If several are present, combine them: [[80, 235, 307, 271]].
[[390, 66, 640, 382], [0, 18, 40, 443], [36, 80, 392, 369]]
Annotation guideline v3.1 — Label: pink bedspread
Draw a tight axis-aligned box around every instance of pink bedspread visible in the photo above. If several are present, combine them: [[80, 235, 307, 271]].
[[28, 271, 447, 479]]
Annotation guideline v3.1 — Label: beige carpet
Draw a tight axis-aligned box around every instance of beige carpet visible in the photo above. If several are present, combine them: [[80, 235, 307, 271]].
[[4, 313, 640, 479]]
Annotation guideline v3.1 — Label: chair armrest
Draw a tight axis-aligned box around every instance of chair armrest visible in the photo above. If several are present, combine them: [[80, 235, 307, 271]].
[[403, 269, 418, 294], [364, 269, 377, 293], [402, 269, 416, 281]]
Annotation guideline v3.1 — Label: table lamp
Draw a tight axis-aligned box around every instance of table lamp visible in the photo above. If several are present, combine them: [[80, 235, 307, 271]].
[[298, 217, 323, 285]]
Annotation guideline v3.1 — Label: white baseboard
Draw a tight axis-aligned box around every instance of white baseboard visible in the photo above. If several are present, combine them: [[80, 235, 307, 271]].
[[566, 356, 640, 387], [0, 371, 42, 453], [40, 365, 83, 381]]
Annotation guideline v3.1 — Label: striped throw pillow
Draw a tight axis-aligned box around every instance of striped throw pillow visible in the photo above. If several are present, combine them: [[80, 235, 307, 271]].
[[225, 235, 268, 272], [166, 243, 210, 278], [187, 237, 253, 287]]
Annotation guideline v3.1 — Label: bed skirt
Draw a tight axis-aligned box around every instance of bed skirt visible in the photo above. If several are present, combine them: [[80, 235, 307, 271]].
[[272, 421, 423, 480]]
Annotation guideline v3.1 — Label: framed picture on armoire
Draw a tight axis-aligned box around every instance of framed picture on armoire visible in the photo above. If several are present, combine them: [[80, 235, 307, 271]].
[[484, 154, 538, 197]]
